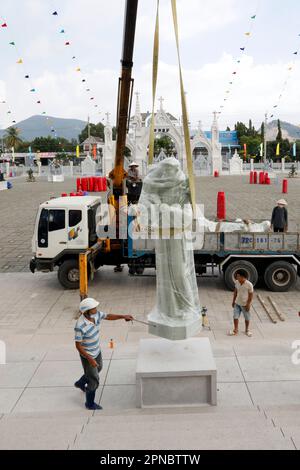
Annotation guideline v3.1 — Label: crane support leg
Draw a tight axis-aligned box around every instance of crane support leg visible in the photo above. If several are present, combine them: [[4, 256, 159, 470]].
[[79, 252, 88, 300]]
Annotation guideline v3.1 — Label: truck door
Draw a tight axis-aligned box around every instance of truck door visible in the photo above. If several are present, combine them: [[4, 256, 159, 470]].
[[37, 208, 66, 259], [67, 209, 86, 248]]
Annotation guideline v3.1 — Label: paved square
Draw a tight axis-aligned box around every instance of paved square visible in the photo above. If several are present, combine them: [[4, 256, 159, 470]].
[[0, 174, 300, 449]]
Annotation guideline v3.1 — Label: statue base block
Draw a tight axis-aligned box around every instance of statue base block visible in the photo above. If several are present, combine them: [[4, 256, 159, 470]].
[[148, 314, 201, 341], [136, 338, 217, 408]]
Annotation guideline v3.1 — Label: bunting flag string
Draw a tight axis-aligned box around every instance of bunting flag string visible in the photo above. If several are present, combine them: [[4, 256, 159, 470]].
[[266, 35, 300, 121], [51, 8, 102, 116], [0, 14, 58, 134], [218, 1, 261, 116]]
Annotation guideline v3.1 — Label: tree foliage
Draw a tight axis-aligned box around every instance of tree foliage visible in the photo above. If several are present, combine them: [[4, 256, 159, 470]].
[[4, 127, 23, 150]]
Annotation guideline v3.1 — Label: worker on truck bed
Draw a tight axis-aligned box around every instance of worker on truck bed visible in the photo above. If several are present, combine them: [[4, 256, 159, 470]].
[[74, 298, 133, 410], [271, 199, 288, 233], [229, 269, 254, 337]]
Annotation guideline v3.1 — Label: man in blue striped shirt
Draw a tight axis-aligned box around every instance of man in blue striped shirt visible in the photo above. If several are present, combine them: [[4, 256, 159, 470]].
[[75, 297, 133, 410]]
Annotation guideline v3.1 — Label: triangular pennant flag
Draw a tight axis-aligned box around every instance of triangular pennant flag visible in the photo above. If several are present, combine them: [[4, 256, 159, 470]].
[[60, 29, 65, 33], [251, 15, 256, 19], [293, 51, 298, 55], [76, 67, 81, 72], [42, 111, 46, 114], [12, 120, 16, 123], [25, 75, 29, 78], [65, 41, 70, 45], [86, 88, 90, 91], [9, 42, 15, 46], [245, 32, 251, 36], [37, 101, 41, 104], [1, 100, 6, 103], [30, 88, 36, 92], [232, 71, 237, 74], [1, 23, 7, 27], [17, 59, 23, 64], [273, 105, 278, 108], [52, 11, 58, 16], [7, 111, 11, 114], [288, 66, 293, 70], [270, 114, 274, 118], [90, 97, 94, 100], [82, 79, 86, 82], [72, 56, 76, 59], [240, 47, 245, 51], [237, 60, 241, 63]]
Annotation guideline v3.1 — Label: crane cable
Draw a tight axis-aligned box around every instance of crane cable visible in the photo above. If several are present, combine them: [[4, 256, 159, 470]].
[[148, 0, 196, 214]]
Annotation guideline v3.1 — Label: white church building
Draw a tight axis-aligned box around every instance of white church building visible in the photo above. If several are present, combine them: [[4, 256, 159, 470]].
[[101, 93, 240, 176]]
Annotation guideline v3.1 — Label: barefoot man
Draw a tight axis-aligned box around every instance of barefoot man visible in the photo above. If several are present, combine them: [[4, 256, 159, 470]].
[[229, 270, 254, 337]]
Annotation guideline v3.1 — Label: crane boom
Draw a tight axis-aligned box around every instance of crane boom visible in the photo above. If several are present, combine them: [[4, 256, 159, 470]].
[[109, 0, 138, 195]]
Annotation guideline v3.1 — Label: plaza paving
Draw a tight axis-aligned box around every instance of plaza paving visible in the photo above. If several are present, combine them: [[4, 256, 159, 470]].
[[0, 269, 300, 449], [1, 173, 300, 272], [0, 174, 300, 450]]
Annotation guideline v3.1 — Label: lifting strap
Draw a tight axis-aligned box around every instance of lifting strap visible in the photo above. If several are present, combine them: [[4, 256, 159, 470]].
[[171, 0, 196, 213], [148, 0, 196, 213], [148, 0, 160, 165]]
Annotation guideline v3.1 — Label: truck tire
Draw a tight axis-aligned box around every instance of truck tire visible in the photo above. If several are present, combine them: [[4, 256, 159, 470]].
[[58, 259, 80, 289], [264, 261, 297, 292], [224, 260, 258, 291]]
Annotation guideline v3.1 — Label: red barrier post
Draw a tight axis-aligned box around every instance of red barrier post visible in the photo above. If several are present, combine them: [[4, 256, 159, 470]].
[[282, 179, 288, 194], [217, 192, 226, 220], [249, 171, 254, 184], [253, 171, 257, 184]]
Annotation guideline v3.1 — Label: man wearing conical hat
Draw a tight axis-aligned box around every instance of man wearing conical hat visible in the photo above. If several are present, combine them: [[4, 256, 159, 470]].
[[271, 199, 288, 233]]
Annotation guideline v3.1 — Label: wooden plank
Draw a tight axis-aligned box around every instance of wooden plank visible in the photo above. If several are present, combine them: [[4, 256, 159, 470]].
[[268, 296, 286, 322], [257, 294, 277, 324]]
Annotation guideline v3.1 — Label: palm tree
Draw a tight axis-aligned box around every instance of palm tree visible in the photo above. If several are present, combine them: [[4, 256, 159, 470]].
[[4, 126, 23, 150]]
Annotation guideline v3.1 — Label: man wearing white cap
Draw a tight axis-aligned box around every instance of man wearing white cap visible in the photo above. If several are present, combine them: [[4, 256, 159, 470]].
[[271, 199, 288, 233], [74, 298, 133, 410]]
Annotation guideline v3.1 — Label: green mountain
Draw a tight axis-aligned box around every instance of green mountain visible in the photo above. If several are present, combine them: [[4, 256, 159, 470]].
[[267, 120, 300, 141], [0, 115, 87, 141]]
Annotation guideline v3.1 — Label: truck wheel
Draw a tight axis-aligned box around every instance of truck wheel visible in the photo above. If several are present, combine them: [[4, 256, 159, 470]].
[[224, 260, 258, 291], [135, 266, 144, 275], [264, 261, 297, 292], [58, 259, 80, 289]]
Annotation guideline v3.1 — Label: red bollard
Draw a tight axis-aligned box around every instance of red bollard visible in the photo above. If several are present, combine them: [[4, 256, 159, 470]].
[[102, 177, 107, 191], [214, 170, 219, 177], [249, 171, 254, 184], [253, 171, 257, 184], [282, 179, 288, 194], [76, 178, 81, 191], [264, 172, 269, 184], [217, 192, 226, 220], [81, 177, 88, 192], [259, 171, 265, 184], [265, 177, 271, 185], [88, 177, 94, 192], [61, 193, 67, 197]]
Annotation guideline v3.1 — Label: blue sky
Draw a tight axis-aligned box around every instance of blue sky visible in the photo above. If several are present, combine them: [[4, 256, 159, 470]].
[[0, 0, 300, 131]]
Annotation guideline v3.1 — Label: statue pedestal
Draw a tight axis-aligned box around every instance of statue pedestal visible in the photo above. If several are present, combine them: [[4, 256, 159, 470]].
[[136, 338, 217, 408], [148, 312, 201, 341]]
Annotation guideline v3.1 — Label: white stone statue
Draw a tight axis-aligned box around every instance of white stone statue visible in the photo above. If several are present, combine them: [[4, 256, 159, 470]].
[[137, 157, 202, 340]]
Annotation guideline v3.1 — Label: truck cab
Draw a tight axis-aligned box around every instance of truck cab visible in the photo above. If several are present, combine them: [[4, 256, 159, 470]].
[[30, 196, 101, 288]]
